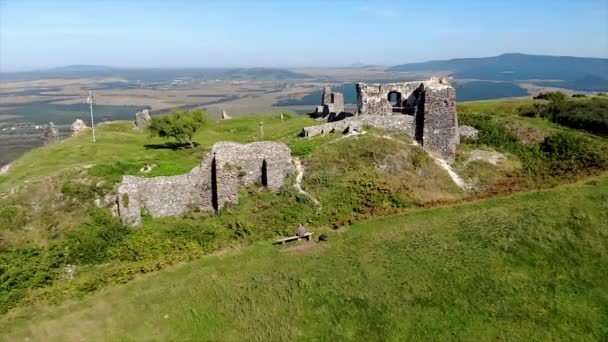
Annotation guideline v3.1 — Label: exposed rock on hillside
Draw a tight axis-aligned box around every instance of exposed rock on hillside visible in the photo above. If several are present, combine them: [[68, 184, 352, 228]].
[[41, 122, 59, 143], [70, 119, 89, 136], [459, 125, 479, 140], [221, 110, 232, 120], [133, 109, 151, 130], [0, 163, 11, 176], [117, 141, 293, 226]]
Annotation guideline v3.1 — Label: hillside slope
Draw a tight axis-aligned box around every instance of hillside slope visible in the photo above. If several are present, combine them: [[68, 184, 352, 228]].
[[1, 176, 607, 340], [1, 99, 607, 339], [388, 53, 608, 91]]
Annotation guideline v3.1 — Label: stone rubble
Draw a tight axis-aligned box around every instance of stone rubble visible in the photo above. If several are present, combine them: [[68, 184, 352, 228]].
[[459, 125, 479, 140], [41, 122, 59, 143], [70, 119, 89, 136], [133, 109, 151, 130], [0, 163, 11, 176]]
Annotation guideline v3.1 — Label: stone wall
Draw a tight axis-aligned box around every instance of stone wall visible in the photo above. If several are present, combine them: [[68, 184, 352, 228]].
[[316, 86, 345, 116], [356, 78, 458, 158], [302, 115, 414, 137], [133, 109, 151, 130], [117, 141, 293, 226]]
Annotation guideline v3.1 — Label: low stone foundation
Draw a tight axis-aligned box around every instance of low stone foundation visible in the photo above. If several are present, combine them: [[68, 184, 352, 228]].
[[302, 115, 414, 138], [117, 141, 293, 226]]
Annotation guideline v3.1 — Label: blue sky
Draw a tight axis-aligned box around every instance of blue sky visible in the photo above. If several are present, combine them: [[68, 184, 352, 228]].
[[1, 0, 607, 71]]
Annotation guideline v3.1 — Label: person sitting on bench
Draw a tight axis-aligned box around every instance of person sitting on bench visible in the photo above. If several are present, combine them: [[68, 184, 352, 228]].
[[296, 223, 306, 237]]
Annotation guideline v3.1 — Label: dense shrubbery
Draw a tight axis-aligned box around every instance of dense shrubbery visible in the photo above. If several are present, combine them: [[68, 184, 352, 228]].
[[0, 203, 28, 231], [520, 94, 608, 136], [533, 91, 568, 102], [148, 109, 208, 148], [461, 113, 607, 180]]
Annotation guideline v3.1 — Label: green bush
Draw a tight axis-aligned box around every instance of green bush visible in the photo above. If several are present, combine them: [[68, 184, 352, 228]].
[[519, 97, 608, 136], [0, 246, 62, 313], [148, 109, 208, 148], [64, 208, 130, 264], [540, 133, 607, 177], [533, 91, 567, 102], [0, 203, 28, 231], [460, 113, 607, 180]]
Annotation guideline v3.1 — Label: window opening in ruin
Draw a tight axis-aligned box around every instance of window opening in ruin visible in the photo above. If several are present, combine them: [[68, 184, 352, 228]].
[[261, 159, 268, 187], [414, 89, 425, 143], [388, 91, 402, 113], [211, 157, 218, 212], [330, 93, 335, 103]]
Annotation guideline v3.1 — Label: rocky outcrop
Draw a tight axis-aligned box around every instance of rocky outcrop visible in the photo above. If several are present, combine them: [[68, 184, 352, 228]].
[[459, 125, 479, 140], [133, 109, 151, 130], [41, 122, 59, 143], [117, 141, 293, 226], [70, 119, 89, 136], [0, 163, 11, 176]]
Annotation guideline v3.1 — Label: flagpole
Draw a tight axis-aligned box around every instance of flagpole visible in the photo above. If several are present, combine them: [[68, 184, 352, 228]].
[[88, 90, 96, 143]]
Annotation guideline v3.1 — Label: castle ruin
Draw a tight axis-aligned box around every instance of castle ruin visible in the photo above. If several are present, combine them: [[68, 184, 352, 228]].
[[117, 141, 293, 226], [303, 77, 462, 159], [314, 86, 346, 120]]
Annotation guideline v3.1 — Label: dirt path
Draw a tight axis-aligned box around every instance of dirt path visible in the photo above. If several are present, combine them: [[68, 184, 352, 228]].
[[293, 157, 321, 208]]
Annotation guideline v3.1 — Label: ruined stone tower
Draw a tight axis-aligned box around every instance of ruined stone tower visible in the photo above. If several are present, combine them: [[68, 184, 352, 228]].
[[356, 78, 458, 158]]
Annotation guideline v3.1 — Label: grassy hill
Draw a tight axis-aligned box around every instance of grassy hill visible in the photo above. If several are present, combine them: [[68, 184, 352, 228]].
[[1, 98, 607, 340], [1, 176, 607, 340]]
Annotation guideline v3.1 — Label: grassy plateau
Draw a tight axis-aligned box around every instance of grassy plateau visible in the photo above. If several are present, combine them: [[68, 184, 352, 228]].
[[0, 96, 607, 340]]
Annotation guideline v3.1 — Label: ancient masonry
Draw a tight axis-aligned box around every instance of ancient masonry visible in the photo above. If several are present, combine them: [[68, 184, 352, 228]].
[[314, 86, 345, 118], [303, 77, 477, 159], [116, 141, 293, 226], [133, 109, 151, 130], [41, 122, 59, 143], [70, 119, 89, 136]]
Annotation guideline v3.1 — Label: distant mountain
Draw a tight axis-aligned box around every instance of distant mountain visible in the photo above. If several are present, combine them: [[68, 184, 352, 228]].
[[222, 68, 311, 80], [0, 66, 311, 82], [388, 53, 608, 91]]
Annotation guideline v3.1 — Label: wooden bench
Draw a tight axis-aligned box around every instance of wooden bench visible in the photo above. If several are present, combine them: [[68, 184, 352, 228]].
[[274, 232, 314, 245]]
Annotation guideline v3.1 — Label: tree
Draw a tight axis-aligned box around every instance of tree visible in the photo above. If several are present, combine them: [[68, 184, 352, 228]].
[[148, 109, 208, 148], [533, 91, 567, 102]]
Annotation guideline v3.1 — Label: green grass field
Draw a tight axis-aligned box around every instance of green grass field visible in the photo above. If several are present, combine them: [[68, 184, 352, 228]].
[[1, 98, 607, 341], [1, 176, 607, 341]]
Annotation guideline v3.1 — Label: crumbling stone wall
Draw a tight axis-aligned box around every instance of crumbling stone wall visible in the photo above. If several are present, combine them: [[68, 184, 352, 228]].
[[117, 141, 293, 226], [133, 109, 151, 130], [302, 78, 460, 158], [316, 86, 345, 116], [302, 115, 413, 137], [309, 78, 459, 158], [41, 122, 59, 144]]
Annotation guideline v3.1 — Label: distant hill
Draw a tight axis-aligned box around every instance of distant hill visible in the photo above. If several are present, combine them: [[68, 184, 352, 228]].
[[0, 66, 312, 82], [388, 53, 608, 91], [274, 80, 529, 107]]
